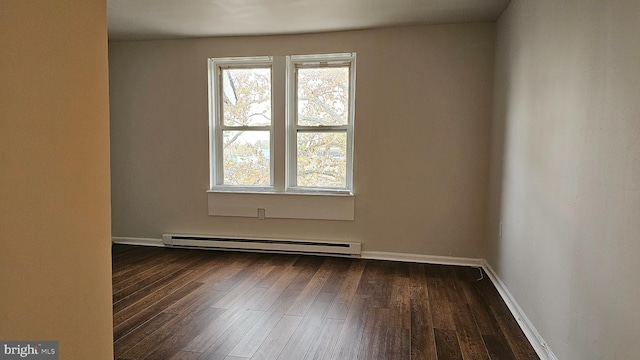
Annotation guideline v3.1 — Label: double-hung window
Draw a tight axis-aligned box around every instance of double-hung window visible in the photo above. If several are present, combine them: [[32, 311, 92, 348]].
[[209, 53, 355, 196], [287, 53, 356, 193], [209, 56, 273, 190]]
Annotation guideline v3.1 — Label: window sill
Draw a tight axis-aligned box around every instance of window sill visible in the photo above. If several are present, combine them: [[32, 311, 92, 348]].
[[207, 190, 355, 221]]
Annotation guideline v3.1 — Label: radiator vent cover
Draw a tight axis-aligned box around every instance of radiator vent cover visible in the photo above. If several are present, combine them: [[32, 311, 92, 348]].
[[162, 234, 361, 257]]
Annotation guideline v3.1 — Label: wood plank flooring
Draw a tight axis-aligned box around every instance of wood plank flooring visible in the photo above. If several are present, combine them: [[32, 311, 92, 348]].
[[112, 245, 538, 360]]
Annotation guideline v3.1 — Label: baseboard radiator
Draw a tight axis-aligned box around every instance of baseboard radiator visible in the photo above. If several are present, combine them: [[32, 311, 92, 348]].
[[162, 234, 361, 257]]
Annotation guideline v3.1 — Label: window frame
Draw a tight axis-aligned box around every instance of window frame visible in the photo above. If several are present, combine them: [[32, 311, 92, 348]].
[[208, 56, 274, 192], [208, 53, 356, 196], [286, 53, 356, 195]]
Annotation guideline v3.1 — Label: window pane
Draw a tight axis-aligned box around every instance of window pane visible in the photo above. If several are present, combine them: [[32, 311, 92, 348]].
[[297, 131, 346, 188], [297, 67, 349, 126], [222, 68, 271, 126], [223, 131, 270, 186]]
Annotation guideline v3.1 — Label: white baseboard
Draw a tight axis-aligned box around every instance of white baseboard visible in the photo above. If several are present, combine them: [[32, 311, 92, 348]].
[[482, 260, 558, 360], [112, 237, 164, 247], [109, 237, 554, 359], [361, 251, 483, 267]]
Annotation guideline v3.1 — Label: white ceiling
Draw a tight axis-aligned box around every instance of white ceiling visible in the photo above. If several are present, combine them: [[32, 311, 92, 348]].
[[107, 0, 510, 41]]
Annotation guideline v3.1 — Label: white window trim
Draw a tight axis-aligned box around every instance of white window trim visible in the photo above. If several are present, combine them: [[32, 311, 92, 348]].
[[208, 56, 274, 192]]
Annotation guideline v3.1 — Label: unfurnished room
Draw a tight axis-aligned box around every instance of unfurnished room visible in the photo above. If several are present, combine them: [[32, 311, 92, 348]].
[[2, 0, 639, 359]]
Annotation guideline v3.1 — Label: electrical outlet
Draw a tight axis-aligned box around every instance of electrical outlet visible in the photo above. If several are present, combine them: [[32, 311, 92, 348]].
[[258, 208, 266, 220]]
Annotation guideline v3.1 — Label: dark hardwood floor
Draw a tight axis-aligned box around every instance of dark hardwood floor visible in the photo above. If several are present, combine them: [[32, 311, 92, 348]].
[[112, 244, 538, 360]]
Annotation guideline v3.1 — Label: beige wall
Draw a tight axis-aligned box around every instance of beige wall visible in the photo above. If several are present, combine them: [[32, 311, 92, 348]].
[[487, 0, 640, 358], [109, 23, 495, 257], [0, 1, 113, 358]]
